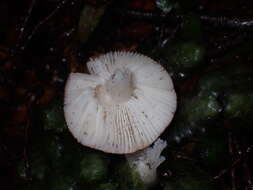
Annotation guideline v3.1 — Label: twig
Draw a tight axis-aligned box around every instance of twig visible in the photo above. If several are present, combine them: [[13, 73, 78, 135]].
[[120, 10, 182, 22], [23, 119, 31, 180], [200, 15, 253, 29], [213, 133, 253, 190], [16, 0, 37, 46], [59, 28, 76, 38], [159, 23, 181, 47], [119, 10, 253, 29], [229, 133, 237, 190], [206, 32, 247, 59], [240, 146, 253, 190], [19, 0, 76, 51]]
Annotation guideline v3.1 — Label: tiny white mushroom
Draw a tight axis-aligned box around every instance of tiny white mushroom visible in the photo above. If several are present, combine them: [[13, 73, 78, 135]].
[[64, 51, 177, 154]]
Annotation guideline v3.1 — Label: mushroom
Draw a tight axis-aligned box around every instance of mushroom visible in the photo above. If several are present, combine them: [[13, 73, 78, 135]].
[[126, 138, 167, 186], [64, 51, 177, 154]]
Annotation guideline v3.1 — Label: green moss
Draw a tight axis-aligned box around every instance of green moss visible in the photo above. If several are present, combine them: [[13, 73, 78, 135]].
[[16, 159, 28, 180], [46, 135, 64, 161], [23, 133, 82, 183], [172, 42, 205, 70], [18, 182, 48, 190], [166, 124, 196, 144], [40, 100, 67, 133], [114, 162, 146, 190], [78, 4, 107, 43], [160, 157, 217, 190], [96, 183, 119, 190], [167, 92, 222, 143], [197, 65, 253, 133], [80, 153, 110, 183], [156, 41, 205, 80], [19, 134, 112, 189], [198, 139, 229, 172], [169, 64, 253, 143], [198, 65, 253, 95], [24, 135, 63, 181], [30, 158, 51, 181], [49, 175, 77, 190], [17, 157, 50, 188], [222, 92, 253, 136], [162, 157, 205, 178], [181, 14, 203, 41], [184, 93, 222, 123], [224, 93, 253, 119], [165, 176, 217, 190], [195, 127, 231, 172], [31, 135, 64, 167]]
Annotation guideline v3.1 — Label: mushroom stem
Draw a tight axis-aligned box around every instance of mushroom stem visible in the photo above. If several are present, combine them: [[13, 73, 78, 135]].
[[96, 69, 134, 105], [126, 138, 167, 186]]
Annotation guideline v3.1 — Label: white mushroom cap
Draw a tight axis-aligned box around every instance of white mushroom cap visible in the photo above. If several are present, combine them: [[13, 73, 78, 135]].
[[64, 52, 177, 154]]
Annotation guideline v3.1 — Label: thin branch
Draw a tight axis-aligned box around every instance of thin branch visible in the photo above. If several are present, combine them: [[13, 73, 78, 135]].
[[229, 133, 237, 190], [200, 15, 253, 29], [213, 134, 253, 189], [119, 10, 182, 23], [23, 119, 31, 180], [243, 161, 253, 190], [119, 10, 253, 29], [19, 0, 77, 52], [16, 0, 37, 45]]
